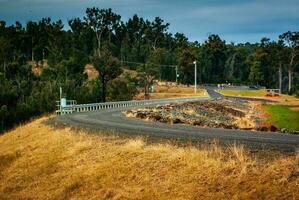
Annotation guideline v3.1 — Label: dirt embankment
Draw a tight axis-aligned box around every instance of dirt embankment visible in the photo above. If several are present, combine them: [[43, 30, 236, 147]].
[[126, 99, 276, 131]]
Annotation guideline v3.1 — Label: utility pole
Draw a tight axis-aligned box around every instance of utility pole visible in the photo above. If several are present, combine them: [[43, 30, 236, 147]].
[[193, 61, 197, 94], [175, 65, 178, 84], [60, 87, 62, 114]]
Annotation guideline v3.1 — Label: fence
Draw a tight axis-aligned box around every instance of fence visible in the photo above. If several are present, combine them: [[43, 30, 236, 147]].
[[266, 89, 281, 96]]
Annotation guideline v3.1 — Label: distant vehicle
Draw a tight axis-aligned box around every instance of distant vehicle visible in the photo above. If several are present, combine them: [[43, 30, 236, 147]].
[[249, 85, 259, 90]]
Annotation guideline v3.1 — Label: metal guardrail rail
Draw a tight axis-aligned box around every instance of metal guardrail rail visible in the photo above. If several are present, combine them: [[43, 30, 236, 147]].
[[56, 100, 77, 115], [56, 97, 210, 115], [266, 89, 281, 95]]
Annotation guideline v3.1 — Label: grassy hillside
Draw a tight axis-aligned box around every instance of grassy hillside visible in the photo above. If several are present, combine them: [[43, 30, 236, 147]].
[[218, 89, 267, 97], [0, 117, 298, 199], [263, 104, 299, 131], [135, 84, 208, 100]]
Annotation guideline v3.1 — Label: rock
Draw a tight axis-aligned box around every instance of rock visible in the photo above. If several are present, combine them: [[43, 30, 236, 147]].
[[193, 120, 203, 126], [152, 114, 162, 121], [126, 99, 255, 131], [280, 128, 289, 133], [136, 112, 147, 119], [257, 126, 270, 132], [270, 125, 278, 132], [293, 131, 299, 135], [173, 118, 182, 124]]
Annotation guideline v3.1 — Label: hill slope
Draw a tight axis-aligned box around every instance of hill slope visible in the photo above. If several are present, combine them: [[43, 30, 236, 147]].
[[0, 117, 298, 199]]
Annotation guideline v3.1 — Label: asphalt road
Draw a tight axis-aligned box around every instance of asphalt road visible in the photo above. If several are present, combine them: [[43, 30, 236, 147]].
[[50, 91, 299, 152]]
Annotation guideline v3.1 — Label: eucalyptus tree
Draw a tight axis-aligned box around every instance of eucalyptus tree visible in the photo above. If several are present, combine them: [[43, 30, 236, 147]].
[[137, 62, 159, 99], [201, 34, 227, 82], [84, 7, 121, 56], [177, 45, 198, 85], [91, 49, 122, 102], [26, 21, 39, 61], [144, 17, 170, 51], [279, 31, 299, 92], [248, 60, 264, 86]]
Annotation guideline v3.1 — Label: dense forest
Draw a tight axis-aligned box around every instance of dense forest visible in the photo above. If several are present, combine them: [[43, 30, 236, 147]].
[[0, 7, 298, 132]]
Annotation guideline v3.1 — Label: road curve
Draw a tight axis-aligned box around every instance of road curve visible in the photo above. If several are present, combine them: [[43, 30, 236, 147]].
[[50, 93, 299, 152]]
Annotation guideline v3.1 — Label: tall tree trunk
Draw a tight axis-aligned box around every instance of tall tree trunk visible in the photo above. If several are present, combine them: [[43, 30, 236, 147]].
[[144, 77, 150, 100], [144, 84, 148, 100], [288, 69, 292, 92], [3, 60, 6, 79], [101, 77, 106, 102], [96, 32, 102, 57], [31, 37, 34, 61], [145, 84, 150, 100], [278, 62, 282, 93], [288, 48, 295, 92]]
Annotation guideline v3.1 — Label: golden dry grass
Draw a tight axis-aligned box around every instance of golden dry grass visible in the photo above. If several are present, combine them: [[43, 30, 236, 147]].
[[84, 64, 99, 81], [0, 117, 298, 200], [218, 89, 268, 97], [219, 90, 299, 107], [135, 84, 208, 100], [277, 95, 299, 107]]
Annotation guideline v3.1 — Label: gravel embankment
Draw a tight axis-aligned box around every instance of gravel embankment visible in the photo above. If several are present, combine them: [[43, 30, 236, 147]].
[[126, 99, 273, 131]]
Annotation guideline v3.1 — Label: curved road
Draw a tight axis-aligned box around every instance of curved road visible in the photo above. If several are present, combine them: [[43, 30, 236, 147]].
[[50, 90, 299, 152]]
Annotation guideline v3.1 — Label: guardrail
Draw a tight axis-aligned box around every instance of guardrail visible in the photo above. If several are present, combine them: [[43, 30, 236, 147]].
[[56, 97, 210, 115], [266, 89, 281, 97], [56, 100, 77, 115]]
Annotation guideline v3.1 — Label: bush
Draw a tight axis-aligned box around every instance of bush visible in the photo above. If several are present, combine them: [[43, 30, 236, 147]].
[[108, 78, 138, 101]]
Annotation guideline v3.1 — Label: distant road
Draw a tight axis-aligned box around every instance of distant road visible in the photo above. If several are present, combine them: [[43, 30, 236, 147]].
[[50, 90, 299, 152]]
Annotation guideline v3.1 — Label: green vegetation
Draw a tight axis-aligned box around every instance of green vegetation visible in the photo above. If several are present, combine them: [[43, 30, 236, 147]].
[[219, 90, 267, 97], [0, 7, 298, 132], [263, 104, 299, 131]]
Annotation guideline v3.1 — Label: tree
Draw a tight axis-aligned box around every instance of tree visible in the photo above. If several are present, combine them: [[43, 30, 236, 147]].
[[108, 71, 138, 101], [177, 46, 197, 86], [269, 40, 288, 93], [137, 62, 159, 99], [144, 17, 169, 51], [84, 7, 121, 56], [174, 33, 188, 49], [91, 49, 122, 102], [279, 31, 299, 92], [248, 59, 264, 86], [202, 34, 227, 82], [0, 37, 12, 78], [26, 21, 38, 61]]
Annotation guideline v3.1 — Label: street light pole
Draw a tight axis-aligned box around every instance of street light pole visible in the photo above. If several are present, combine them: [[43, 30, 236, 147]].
[[193, 61, 197, 94], [175, 65, 178, 85]]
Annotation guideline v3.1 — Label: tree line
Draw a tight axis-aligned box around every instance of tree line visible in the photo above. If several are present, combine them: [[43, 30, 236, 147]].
[[0, 7, 298, 132]]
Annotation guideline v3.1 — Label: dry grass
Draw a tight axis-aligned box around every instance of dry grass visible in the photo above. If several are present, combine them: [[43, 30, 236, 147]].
[[135, 85, 208, 100], [84, 64, 99, 81], [277, 95, 299, 107], [218, 89, 268, 97], [219, 90, 299, 106], [0, 117, 298, 200]]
